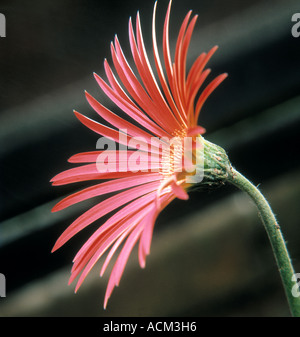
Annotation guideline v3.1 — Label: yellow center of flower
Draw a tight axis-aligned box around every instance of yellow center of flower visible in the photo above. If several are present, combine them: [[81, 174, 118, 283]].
[[159, 129, 204, 185]]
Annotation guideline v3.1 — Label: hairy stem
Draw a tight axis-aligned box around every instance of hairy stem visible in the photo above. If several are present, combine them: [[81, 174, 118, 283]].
[[227, 168, 300, 317]]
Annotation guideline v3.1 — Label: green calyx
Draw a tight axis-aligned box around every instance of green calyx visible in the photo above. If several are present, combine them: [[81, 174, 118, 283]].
[[201, 137, 232, 187]]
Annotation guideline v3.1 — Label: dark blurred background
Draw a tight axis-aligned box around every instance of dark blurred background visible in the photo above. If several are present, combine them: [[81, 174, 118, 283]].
[[0, 0, 300, 316]]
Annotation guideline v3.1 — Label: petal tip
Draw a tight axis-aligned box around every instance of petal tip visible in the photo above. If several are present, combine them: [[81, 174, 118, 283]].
[[51, 244, 58, 253], [51, 203, 60, 213]]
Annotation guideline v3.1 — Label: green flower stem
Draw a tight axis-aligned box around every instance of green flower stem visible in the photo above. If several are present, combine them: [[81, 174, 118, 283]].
[[227, 168, 300, 317]]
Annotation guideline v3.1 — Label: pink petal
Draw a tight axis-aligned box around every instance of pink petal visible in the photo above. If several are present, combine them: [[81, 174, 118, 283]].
[[72, 191, 158, 265], [186, 46, 219, 91], [171, 180, 189, 200], [162, 0, 174, 94], [51, 181, 160, 252], [70, 192, 159, 287], [53, 173, 161, 212], [138, 193, 175, 268], [186, 68, 211, 118], [73, 203, 153, 292], [194, 73, 228, 121], [104, 224, 143, 308], [73, 110, 162, 155], [68, 150, 160, 164], [51, 163, 152, 186], [186, 126, 206, 136], [134, 13, 182, 132], [174, 10, 193, 107], [152, 2, 187, 127], [92, 74, 170, 140], [85, 90, 158, 141]]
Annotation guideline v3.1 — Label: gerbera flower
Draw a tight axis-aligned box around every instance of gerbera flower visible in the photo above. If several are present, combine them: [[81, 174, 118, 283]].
[[51, 0, 228, 308]]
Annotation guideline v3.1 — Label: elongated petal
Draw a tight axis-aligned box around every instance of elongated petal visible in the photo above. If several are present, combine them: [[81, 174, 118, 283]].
[[68, 150, 160, 164], [195, 73, 228, 121], [73, 203, 153, 292], [53, 173, 161, 212], [138, 193, 175, 268], [163, 0, 174, 93], [104, 190, 175, 308], [70, 192, 160, 285], [51, 181, 160, 252], [85, 90, 158, 141], [51, 161, 159, 186], [92, 73, 170, 139], [134, 13, 183, 132], [72, 191, 159, 264], [152, 1, 187, 127], [186, 46, 219, 91]]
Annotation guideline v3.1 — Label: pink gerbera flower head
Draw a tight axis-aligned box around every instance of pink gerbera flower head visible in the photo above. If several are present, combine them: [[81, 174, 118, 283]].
[[51, 0, 228, 308]]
